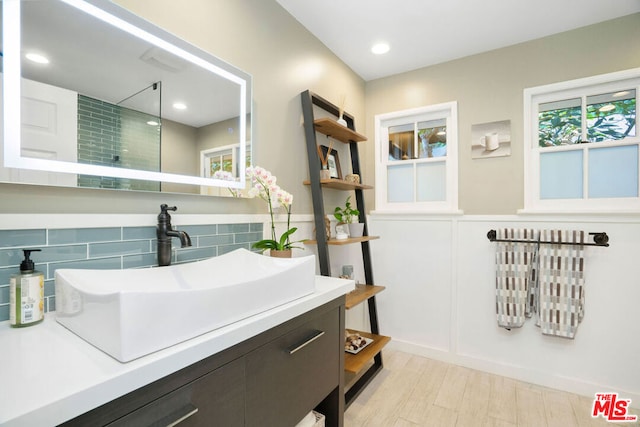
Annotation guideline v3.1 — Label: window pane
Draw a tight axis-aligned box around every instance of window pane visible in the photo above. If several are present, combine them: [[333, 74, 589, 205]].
[[388, 124, 415, 160], [416, 162, 446, 201], [540, 150, 583, 199], [589, 145, 638, 198], [417, 119, 447, 158], [209, 157, 221, 175], [538, 98, 582, 147], [586, 90, 636, 142], [387, 163, 414, 202]]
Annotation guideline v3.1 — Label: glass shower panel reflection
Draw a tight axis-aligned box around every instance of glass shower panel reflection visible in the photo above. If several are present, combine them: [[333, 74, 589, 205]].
[[77, 82, 161, 191]]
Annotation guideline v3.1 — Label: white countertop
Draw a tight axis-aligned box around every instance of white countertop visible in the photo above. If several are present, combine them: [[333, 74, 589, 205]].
[[0, 275, 353, 427]]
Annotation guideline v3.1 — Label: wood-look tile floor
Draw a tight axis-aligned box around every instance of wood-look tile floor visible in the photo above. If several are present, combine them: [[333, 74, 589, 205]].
[[345, 350, 639, 427]]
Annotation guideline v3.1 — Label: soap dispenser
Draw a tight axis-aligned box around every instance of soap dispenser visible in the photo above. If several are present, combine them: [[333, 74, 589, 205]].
[[10, 249, 45, 327]]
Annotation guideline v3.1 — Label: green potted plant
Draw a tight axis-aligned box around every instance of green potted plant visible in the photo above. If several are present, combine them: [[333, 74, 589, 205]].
[[334, 196, 364, 237]]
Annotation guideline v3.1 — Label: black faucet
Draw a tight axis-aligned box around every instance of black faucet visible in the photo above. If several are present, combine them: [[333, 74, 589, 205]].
[[157, 204, 192, 266]]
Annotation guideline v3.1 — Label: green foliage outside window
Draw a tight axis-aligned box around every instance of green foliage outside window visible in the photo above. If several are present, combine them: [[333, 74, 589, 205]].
[[539, 93, 636, 147], [586, 98, 636, 142], [538, 106, 581, 147]]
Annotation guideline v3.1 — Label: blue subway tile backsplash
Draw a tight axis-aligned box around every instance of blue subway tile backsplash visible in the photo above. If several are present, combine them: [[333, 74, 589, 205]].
[[0, 229, 47, 248], [0, 222, 264, 322], [218, 223, 250, 234], [123, 226, 156, 240], [235, 231, 264, 244], [89, 241, 152, 258], [0, 286, 8, 304], [48, 227, 122, 245], [181, 224, 218, 236], [198, 234, 234, 247], [175, 247, 217, 263]]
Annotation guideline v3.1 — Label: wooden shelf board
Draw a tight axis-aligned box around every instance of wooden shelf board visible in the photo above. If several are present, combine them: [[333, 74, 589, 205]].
[[303, 179, 373, 191], [304, 236, 380, 246], [314, 118, 367, 143], [344, 330, 391, 374], [346, 284, 386, 310], [344, 360, 374, 392]]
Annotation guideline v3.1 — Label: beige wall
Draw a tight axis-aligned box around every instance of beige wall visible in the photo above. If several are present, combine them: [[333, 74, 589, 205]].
[[0, 0, 364, 214], [364, 13, 640, 214], [197, 118, 240, 154], [161, 119, 199, 194], [3, 4, 638, 216]]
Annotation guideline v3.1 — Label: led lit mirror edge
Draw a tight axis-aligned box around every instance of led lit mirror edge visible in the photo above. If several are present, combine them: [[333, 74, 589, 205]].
[[2, 0, 252, 191]]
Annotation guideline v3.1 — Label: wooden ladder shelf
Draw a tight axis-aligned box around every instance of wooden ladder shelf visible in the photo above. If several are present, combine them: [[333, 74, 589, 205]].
[[300, 90, 390, 409]]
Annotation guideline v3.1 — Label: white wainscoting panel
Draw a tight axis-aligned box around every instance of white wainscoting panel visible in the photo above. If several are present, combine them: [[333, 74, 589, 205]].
[[368, 217, 453, 353], [369, 214, 640, 406]]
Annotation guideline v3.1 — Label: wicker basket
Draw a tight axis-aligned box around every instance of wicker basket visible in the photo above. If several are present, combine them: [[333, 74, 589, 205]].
[[295, 410, 325, 427]]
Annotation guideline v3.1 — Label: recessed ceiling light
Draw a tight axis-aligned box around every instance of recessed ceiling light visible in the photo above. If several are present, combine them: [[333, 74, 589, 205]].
[[147, 120, 159, 126], [613, 91, 630, 98], [371, 43, 390, 55], [173, 102, 187, 110], [25, 52, 49, 64]]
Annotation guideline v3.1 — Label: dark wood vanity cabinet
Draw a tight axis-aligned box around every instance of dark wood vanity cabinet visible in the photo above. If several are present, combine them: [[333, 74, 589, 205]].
[[108, 357, 246, 427], [246, 302, 340, 426], [61, 297, 345, 427]]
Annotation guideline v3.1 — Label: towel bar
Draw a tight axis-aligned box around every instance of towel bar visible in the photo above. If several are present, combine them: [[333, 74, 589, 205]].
[[486, 229, 609, 247]]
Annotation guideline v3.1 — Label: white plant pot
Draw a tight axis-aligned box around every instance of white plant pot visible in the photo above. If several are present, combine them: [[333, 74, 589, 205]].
[[348, 223, 364, 238]]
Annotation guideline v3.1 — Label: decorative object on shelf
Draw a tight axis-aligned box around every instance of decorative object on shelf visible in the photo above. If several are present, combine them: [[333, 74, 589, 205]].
[[334, 195, 363, 237], [344, 330, 372, 354], [333, 195, 359, 224], [348, 223, 365, 238], [345, 173, 360, 184], [311, 214, 332, 242], [337, 93, 347, 126], [246, 166, 303, 255], [324, 215, 331, 241], [317, 138, 333, 180], [341, 265, 354, 280], [319, 168, 331, 180], [320, 144, 342, 179], [335, 225, 349, 240]]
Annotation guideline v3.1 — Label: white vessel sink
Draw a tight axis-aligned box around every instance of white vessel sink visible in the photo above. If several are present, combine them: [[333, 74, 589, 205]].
[[55, 249, 316, 362]]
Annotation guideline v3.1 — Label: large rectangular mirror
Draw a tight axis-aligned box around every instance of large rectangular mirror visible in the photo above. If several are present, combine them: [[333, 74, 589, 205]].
[[1, 0, 252, 195]]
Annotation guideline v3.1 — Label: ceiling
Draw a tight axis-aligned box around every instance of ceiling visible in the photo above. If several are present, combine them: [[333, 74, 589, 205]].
[[275, 0, 640, 81], [4, 1, 244, 128]]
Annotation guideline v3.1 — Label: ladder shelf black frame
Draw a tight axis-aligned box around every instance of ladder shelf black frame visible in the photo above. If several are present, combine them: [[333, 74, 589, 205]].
[[301, 90, 384, 408]]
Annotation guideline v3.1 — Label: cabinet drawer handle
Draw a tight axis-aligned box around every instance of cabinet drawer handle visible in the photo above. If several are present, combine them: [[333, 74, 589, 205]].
[[289, 330, 325, 354], [164, 405, 198, 427]]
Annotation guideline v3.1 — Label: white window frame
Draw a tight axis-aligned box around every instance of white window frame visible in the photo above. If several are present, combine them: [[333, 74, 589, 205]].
[[523, 68, 640, 214], [374, 102, 459, 213]]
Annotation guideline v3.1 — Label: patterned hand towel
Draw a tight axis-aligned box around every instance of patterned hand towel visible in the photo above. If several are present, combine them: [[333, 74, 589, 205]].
[[495, 228, 539, 329], [537, 229, 585, 338]]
